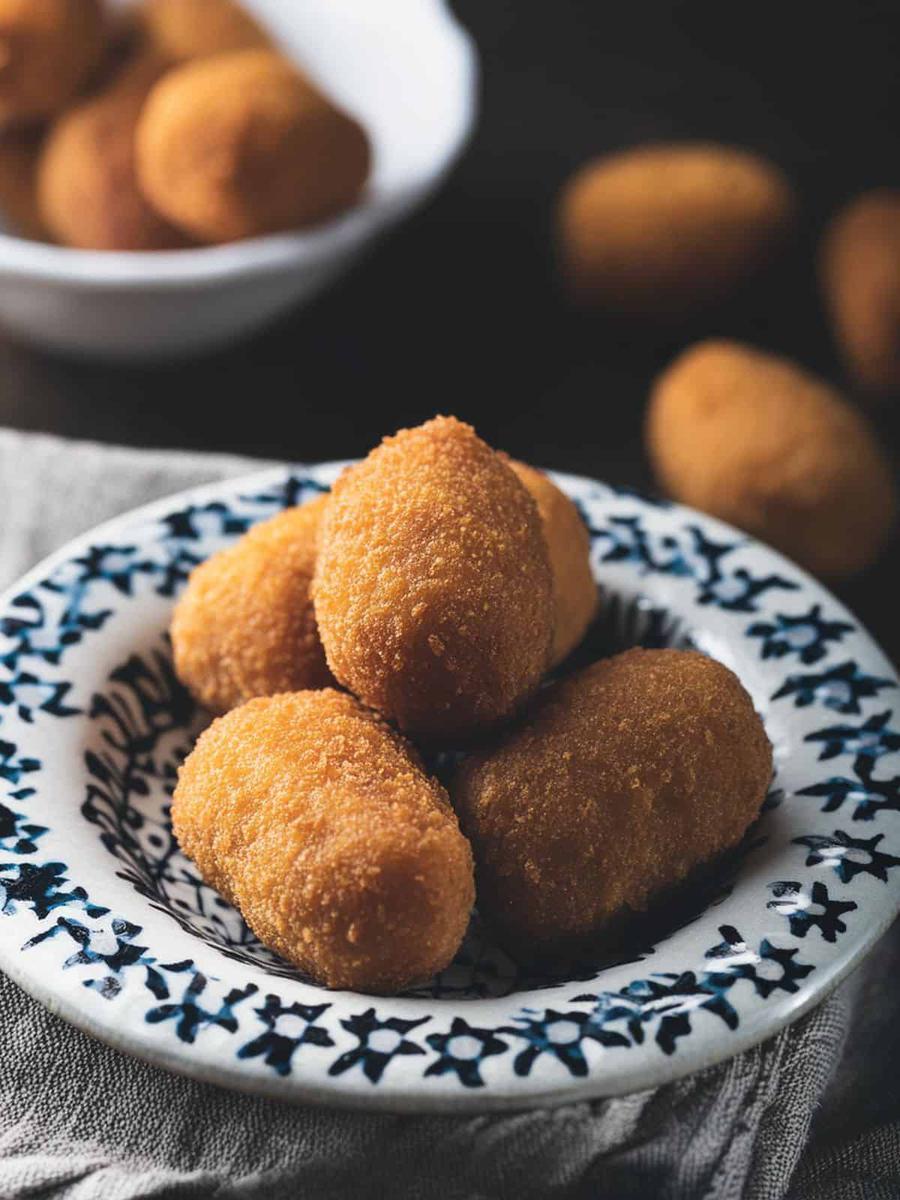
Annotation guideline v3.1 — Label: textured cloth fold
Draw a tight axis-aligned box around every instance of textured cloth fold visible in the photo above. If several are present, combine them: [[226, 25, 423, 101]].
[[0, 428, 896, 1200]]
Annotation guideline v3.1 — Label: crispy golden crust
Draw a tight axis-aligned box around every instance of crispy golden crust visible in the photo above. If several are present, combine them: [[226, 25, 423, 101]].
[[135, 49, 370, 243], [0, 0, 106, 124], [820, 189, 900, 395], [557, 142, 795, 318], [171, 496, 333, 715], [37, 53, 190, 250], [453, 649, 771, 960], [508, 459, 597, 666], [172, 689, 475, 992], [137, 0, 270, 63], [0, 128, 46, 239], [646, 340, 897, 578], [313, 417, 555, 743]]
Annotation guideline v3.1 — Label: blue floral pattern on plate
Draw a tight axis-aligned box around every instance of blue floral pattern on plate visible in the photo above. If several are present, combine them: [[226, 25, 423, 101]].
[[0, 465, 897, 1112]]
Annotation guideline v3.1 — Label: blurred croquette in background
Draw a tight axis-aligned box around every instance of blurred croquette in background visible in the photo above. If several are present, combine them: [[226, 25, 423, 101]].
[[0, 0, 895, 585], [0, 0, 371, 250]]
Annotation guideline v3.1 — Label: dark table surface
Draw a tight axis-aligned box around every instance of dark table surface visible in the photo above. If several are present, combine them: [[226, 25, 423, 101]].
[[0, 0, 897, 660]]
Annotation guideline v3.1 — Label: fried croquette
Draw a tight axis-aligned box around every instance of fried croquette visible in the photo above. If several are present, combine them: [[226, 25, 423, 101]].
[[136, 49, 371, 243], [37, 53, 190, 250], [821, 189, 900, 396], [452, 648, 771, 960], [172, 689, 475, 992], [507, 459, 597, 666], [313, 417, 555, 744], [557, 142, 796, 318], [0, 128, 46, 239], [171, 496, 333, 715], [646, 340, 898, 578], [0, 0, 106, 125], [137, 0, 270, 64]]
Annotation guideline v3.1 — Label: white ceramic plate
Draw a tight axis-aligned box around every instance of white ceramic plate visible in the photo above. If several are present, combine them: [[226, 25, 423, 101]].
[[0, 0, 477, 360], [0, 465, 898, 1112]]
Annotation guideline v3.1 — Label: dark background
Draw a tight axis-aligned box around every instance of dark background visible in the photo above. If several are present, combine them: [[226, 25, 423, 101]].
[[0, 0, 897, 656]]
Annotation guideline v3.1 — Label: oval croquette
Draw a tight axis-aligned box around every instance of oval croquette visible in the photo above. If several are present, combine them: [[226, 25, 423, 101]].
[[452, 648, 772, 960], [820, 189, 900, 396], [313, 417, 555, 743], [137, 0, 270, 64], [171, 496, 332, 714], [37, 53, 190, 250], [508, 458, 597, 666], [0, 0, 105, 124], [646, 340, 897, 578], [172, 689, 475, 992], [136, 49, 370, 242], [557, 142, 795, 319]]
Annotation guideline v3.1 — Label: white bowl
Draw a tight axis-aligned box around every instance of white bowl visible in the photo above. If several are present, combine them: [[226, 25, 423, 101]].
[[0, 0, 477, 361]]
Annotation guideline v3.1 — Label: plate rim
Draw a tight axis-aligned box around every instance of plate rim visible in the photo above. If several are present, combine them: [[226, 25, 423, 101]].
[[0, 462, 896, 1113]]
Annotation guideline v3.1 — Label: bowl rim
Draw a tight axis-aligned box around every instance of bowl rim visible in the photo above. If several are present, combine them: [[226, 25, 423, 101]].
[[0, 0, 477, 290]]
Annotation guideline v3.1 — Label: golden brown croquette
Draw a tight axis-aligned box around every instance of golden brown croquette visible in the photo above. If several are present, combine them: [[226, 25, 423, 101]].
[[645, 340, 897, 578], [821, 189, 900, 396], [135, 49, 370, 243], [37, 53, 190, 250], [508, 459, 597, 666], [171, 496, 333, 715], [136, 0, 270, 63], [172, 689, 475, 993], [452, 648, 771, 961], [0, 0, 106, 124], [313, 417, 555, 744], [0, 128, 47, 239], [557, 142, 796, 319]]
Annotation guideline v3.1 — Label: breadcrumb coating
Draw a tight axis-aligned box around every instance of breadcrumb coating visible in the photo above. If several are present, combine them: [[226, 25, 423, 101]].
[[171, 496, 332, 715], [821, 189, 900, 395], [0, 0, 106, 124], [136, 49, 370, 243], [646, 340, 897, 578], [508, 459, 597, 666], [313, 416, 555, 743], [172, 689, 475, 993], [453, 649, 771, 960], [557, 142, 795, 318]]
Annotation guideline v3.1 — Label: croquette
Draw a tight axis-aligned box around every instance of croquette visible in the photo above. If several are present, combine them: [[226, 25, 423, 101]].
[[172, 689, 475, 993], [37, 53, 189, 250], [136, 49, 371, 243], [646, 340, 898, 578], [0, 129, 46, 239], [0, 0, 105, 125], [137, 0, 270, 63], [821, 189, 900, 395], [508, 459, 597, 666], [314, 417, 555, 744], [452, 648, 771, 960], [557, 142, 796, 319], [171, 496, 333, 715]]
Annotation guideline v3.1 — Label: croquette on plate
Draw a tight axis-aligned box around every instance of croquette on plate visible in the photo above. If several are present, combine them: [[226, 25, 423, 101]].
[[313, 416, 555, 744], [173, 689, 475, 993], [453, 648, 772, 961], [507, 457, 597, 666], [171, 495, 332, 715]]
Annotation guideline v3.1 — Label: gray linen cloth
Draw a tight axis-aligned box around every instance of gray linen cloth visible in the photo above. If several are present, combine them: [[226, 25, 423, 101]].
[[0, 427, 897, 1200]]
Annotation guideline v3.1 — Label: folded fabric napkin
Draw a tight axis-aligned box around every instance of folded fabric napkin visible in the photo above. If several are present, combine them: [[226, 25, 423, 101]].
[[0, 428, 897, 1200]]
